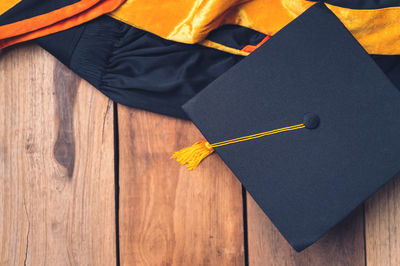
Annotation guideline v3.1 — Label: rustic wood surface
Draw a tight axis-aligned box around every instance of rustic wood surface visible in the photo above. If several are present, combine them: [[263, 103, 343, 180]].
[[1, 44, 400, 266], [117, 107, 244, 266], [365, 175, 400, 266], [247, 194, 365, 266], [0, 45, 116, 265]]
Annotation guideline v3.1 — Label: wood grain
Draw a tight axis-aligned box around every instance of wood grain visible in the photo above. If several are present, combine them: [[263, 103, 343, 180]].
[[246, 193, 365, 266], [118, 107, 244, 266], [0, 45, 116, 265], [1, 43, 400, 266], [365, 174, 400, 266]]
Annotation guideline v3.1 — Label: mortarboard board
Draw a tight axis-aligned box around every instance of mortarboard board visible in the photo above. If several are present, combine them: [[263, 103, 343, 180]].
[[172, 2, 400, 251]]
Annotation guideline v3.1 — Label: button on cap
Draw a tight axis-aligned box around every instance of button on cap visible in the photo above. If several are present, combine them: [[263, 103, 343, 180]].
[[303, 113, 320, 129]]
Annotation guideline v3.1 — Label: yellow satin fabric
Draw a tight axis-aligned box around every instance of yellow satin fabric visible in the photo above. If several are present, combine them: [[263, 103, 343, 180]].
[[110, 0, 400, 55], [110, 0, 248, 43], [0, 0, 21, 16]]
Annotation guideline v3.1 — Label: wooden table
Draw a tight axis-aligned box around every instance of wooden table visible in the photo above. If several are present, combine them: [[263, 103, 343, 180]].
[[1, 44, 399, 266]]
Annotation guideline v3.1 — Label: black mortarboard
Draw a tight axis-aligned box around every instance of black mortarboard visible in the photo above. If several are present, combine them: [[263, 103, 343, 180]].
[[172, 3, 400, 251]]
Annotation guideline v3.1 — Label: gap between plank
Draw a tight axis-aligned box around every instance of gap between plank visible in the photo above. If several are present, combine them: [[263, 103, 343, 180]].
[[242, 186, 249, 266], [363, 204, 367, 266], [114, 102, 121, 266]]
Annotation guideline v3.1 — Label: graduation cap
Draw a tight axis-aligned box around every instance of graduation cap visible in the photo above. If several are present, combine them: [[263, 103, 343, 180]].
[[172, 3, 400, 251]]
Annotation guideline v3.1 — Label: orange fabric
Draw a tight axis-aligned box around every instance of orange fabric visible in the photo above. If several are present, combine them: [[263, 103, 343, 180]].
[[0, 0, 21, 16], [110, 0, 249, 44], [110, 0, 400, 55], [0, 0, 125, 49], [241, 35, 271, 53], [0, 0, 100, 39]]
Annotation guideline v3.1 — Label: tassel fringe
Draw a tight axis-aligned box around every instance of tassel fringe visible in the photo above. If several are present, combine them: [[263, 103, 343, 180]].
[[172, 123, 309, 170], [171, 141, 214, 170]]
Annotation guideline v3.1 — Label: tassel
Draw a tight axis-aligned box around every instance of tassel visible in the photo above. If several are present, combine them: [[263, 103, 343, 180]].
[[171, 140, 214, 170], [172, 123, 309, 170]]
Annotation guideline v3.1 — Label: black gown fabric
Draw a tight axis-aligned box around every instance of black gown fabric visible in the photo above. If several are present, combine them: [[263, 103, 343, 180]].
[[36, 15, 400, 119], [36, 16, 243, 119]]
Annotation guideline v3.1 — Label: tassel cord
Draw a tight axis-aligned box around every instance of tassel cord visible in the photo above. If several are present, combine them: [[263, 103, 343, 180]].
[[172, 123, 306, 170]]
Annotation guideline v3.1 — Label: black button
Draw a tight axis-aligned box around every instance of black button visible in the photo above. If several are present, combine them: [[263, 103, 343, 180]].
[[303, 113, 320, 129]]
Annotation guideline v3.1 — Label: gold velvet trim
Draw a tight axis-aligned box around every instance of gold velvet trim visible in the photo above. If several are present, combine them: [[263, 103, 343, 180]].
[[0, 0, 21, 16], [326, 4, 400, 55], [110, 0, 248, 43], [200, 39, 250, 56], [111, 0, 400, 55]]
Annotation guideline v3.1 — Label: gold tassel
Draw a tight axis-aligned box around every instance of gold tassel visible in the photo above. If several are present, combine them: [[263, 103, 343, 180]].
[[172, 123, 309, 170], [171, 140, 214, 170]]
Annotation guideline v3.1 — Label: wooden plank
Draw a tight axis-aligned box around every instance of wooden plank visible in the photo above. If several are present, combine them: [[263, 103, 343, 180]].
[[118, 107, 244, 266], [247, 193, 365, 266], [0, 45, 116, 265], [365, 175, 400, 266]]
